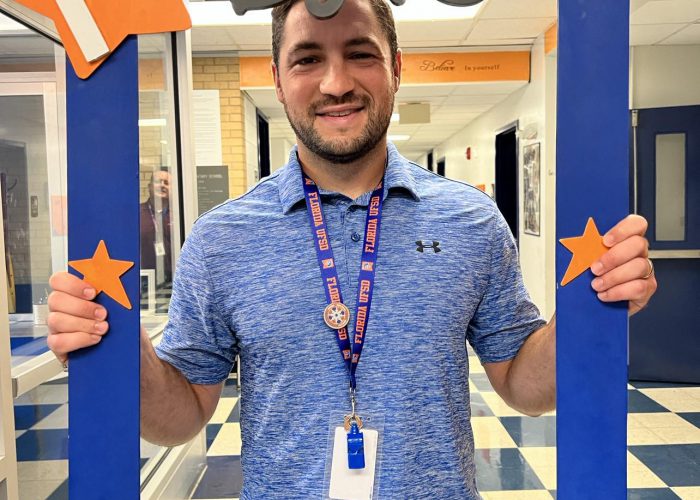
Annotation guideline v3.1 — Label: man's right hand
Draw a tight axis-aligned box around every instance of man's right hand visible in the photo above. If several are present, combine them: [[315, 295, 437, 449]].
[[47, 271, 109, 364]]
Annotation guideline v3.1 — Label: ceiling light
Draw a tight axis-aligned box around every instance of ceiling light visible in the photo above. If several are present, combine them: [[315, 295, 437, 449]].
[[139, 119, 166, 127], [388, 135, 411, 142], [391, 113, 400, 123], [189, 2, 271, 26], [390, 0, 485, 22]]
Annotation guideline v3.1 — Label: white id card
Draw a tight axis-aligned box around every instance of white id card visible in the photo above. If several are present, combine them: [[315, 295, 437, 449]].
[[154, 242, 166, 257], [328, 426, 379, 500]]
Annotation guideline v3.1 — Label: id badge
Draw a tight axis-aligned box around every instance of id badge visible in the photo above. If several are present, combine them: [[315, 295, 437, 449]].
[[154, 242, 166, 257], [324, 412, 384, 500]]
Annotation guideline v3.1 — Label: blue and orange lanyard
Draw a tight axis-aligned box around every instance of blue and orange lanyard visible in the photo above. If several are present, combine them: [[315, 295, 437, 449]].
[[302, 173, 384, 392]]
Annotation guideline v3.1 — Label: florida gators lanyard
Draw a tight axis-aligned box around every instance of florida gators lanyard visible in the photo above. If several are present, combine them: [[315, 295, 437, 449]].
[[302, 171, 384, 469]]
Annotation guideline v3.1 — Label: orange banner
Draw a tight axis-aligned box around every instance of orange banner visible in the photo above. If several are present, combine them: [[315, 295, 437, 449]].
[[400, 52, 529, 84], [545, 23, 558, 55], [240, 51, 530, 88], [240, 56, 275, 88]]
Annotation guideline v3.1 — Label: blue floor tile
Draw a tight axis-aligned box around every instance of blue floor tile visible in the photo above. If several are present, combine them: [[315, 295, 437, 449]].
[[628, 390, 671, 413], [226, 401, 241, 423], [627, 488, 680, 499], [207, 424, 223, 450], [46, 480, 68, 500], [221, 383, 240, 398], [629, 444, 700, 487], [500, 416, 556, 447], [192, 456, 243, 499], [16, 429, 69, 461], [474, 448, 544, 491], [469, 373, 494, 392], [678, 412, 700, 429], [10, 337, 37, 350], [629, 381, 699, 389], [13, 404, 62, 430], [470, 393, 494, 417]]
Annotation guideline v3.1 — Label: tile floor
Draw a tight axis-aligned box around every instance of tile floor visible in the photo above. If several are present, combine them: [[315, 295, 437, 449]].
[[10, 352, 700, 499]]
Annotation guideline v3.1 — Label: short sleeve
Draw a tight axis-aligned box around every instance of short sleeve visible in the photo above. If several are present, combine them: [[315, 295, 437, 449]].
[[155, 224, 238, 385], [466, 210, 546, 363]]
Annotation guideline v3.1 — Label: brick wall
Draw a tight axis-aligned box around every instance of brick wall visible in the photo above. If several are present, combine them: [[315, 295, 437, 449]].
[[192, 57, 247, 198]]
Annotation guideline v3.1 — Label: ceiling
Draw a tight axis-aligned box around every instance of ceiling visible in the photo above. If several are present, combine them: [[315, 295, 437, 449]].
[[188, 0, 700, 161], [1, 0, 699, 161]]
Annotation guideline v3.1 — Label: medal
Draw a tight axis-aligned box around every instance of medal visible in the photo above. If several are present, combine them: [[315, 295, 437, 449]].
[[324, 302, 350, 329]]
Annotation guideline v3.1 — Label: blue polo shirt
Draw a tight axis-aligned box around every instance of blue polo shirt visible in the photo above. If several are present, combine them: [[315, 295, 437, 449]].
[[156, 143, 545, 499]]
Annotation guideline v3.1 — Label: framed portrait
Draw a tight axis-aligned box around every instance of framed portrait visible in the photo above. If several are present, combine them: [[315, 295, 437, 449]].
[[523, 142, 541, 236]]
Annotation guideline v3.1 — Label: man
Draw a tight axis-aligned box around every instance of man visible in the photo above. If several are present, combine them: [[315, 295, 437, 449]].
[[140, 168, 172, 285], [47, 1, 657, 498]]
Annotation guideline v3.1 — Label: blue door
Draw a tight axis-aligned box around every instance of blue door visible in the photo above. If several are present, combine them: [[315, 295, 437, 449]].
[[630, 105, 700, 383]]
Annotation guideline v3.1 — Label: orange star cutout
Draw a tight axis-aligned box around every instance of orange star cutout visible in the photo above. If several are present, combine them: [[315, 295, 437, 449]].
[[69, 240, 134, 309], [559, 217, 609, 287], [13, 0, 191, 79]]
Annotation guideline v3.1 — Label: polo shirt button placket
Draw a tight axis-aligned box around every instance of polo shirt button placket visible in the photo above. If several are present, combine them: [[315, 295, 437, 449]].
[[351, 232, 361, 242]]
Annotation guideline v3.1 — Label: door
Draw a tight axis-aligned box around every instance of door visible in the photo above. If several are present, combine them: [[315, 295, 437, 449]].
[[630, 105, 700, 383], [495, 126, 518, 247]]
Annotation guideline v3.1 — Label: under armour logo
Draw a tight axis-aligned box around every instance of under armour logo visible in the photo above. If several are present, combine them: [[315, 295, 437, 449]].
[[416, 241, 441, 253]]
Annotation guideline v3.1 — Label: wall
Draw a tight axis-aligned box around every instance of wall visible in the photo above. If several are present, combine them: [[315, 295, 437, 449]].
[[192, 56, 247, 198], [632, 45, 700, 109], [270, 137, 293, 176], [243, 93, 259, 189], [432, 35, 556, 318]]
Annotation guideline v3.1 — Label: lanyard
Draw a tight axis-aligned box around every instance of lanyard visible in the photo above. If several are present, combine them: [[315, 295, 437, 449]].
[[302, 173, 384, 391]]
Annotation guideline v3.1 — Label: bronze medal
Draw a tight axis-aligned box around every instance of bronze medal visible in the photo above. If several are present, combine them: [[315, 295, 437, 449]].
[[324, 302, 350, 329]]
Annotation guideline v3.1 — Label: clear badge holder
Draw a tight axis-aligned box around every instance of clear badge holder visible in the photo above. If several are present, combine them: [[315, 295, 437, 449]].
[[323, 410, 385, 500]]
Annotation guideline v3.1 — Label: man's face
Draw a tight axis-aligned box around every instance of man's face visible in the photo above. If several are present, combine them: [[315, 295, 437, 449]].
[[272, 0, 401, 164], [149, 171, 170, 200]]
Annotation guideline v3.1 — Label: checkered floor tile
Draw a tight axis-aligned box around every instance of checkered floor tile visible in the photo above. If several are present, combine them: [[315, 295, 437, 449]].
[[11, 358, 700, 499]]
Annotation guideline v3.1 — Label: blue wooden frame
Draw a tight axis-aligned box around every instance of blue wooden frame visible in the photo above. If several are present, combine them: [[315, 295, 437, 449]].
[[556, 1, 630, 497], [67, 36, 141, 498], [56, 1, 632, 496]]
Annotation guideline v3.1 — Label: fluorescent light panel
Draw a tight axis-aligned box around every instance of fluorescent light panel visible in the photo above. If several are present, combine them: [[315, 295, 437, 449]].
[[388, 134, 410, 141], [139, 118, 167, 127]]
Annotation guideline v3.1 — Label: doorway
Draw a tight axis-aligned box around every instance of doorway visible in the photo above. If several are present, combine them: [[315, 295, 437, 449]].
[[257, 111, 270, 179], [630, 105, 700, 383], [437, 157, 445, 177], [495, 125, 519, 247]]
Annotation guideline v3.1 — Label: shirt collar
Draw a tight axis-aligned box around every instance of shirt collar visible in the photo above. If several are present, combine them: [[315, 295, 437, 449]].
[[278, 142, 421, 214]]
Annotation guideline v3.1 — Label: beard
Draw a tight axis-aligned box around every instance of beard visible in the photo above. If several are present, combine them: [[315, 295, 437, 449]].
[[284, 91, 394, 164]]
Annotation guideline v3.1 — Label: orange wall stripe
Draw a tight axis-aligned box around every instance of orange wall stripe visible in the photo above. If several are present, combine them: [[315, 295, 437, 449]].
[[401, 51, 529, 84], [240, 51, 530, 88], [545, 22, 558, 54], [240, 56, 275, 87]]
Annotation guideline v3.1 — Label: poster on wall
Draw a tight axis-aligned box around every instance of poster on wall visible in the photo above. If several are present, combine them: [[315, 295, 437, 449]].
[[523, 142, 541, 236]]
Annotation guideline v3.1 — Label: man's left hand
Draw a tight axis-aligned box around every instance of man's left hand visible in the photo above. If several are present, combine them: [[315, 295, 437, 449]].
[[591, 214, 657, 316]]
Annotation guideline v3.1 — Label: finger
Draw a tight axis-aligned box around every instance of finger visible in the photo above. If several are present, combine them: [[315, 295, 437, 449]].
[[591, 235, 648, 276], [596, 277, 655, 304], [47, 311, 109, 337], [591, 257, 651, 292], [602, 214, 648, 247], [48, 290, 108, 321], [47, 331, 103, 359], [49, 271, 96, 300]]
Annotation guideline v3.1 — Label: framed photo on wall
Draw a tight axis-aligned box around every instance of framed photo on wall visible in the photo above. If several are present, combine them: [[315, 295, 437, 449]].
[[523, 142, 541, 236]]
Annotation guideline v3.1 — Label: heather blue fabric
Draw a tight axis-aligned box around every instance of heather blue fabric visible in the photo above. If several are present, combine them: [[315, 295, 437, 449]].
[[155, 143, 546, 499]]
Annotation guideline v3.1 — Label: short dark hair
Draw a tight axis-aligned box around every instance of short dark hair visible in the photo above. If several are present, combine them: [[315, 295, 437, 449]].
[[271, 0, 398, 69]]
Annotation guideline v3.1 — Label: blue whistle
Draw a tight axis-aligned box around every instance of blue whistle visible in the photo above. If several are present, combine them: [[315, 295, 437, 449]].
[[347, 421, 366, 469]]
